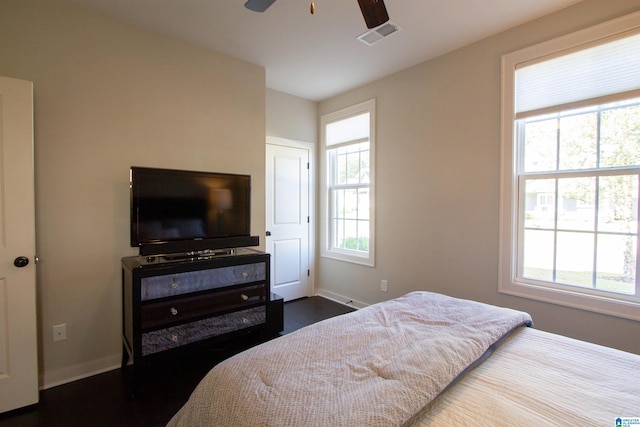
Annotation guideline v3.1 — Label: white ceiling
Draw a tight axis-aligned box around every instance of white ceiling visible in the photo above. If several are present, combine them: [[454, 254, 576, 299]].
[[68, 0, 582, 101]]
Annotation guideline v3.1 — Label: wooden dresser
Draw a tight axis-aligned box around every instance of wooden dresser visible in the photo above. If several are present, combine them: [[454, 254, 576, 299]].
[[121, 248, 281, 389]]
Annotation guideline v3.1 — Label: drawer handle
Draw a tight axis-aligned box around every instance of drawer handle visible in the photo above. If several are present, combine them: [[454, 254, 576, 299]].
[[240, 294, 249, 301], [170, 307, 178, 316], [241, 317, 249, 324], [171, 334, 179, 342], [241, 272, 249, 278], [171, 280, 178, 289]]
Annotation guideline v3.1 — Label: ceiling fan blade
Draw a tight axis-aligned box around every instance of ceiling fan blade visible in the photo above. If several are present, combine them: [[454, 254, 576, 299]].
[[357, 0, 390, 29], [245, 0, 277, 12]]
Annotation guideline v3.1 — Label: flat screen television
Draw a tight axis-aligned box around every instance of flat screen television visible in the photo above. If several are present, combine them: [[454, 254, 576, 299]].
[[130, 167, 258, 256]]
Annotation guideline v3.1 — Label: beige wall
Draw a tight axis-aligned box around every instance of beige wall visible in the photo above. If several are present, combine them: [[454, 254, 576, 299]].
[[0, 0, 266, 387], [318, 0, 640, 354], [266, 89, 318, 144]]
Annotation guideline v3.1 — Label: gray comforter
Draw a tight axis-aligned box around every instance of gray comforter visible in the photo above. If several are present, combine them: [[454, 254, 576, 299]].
[[167, 291, 532, 426]]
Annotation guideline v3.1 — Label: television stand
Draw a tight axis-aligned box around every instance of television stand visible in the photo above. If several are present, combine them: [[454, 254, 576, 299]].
[[121, 248, 282, 393]]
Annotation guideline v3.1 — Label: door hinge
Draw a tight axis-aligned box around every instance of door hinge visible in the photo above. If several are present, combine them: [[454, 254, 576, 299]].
[[307, 162, 310, 170], [307, 216, 310, 223], [307, 269, 310, 277]]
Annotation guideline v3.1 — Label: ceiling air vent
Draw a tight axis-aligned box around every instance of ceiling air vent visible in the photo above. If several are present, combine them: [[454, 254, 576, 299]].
[[357, 21, 400, 46]]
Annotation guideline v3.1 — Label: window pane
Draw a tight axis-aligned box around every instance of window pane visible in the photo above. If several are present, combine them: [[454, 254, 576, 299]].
[[358, 188, 370, 220], [522, 229, 555, 281], [600, 102, 640, 168], [332, 218, 369, 252], [344, 189, 359, 219], [556, 231, 594, 288], [333, 188, 346, 218], [519, 104, 640, 297], [524, 118, 558, 172], [357, 224, 369, 252], [333, 142, 370, 186], [359, 142, 370, 183], [342, 219, 358, 249], [524, 179, 556, 229], [342, 146, 353, 184], [331, 188, 370, 253], [333, 188, 363, 220], [346, 151, 360, 185], [558, 177, 595, 231], [336, 149, 347, 185], [558, 112, 597, 170], [332, 217, 344, 248], [598, 175, 638, 233], [596, 234, 636, 295]]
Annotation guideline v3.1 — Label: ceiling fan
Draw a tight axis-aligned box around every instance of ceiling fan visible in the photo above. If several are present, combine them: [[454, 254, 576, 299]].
[[244, 0, 390, 29]]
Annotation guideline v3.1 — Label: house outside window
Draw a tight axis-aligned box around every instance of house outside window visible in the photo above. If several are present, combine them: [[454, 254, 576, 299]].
[[320, 99, 376, 266], [500, 12, 640, 320]]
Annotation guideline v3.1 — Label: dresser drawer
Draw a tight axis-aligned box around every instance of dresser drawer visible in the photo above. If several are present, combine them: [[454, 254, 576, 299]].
[[140, 284, 266, 329], [141, 306, 266, 356], [140, 262, 266, 301]]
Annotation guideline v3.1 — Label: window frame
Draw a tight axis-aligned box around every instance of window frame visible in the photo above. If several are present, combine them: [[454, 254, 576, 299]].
[[320, 99, 376, 266], [499, 11, 640, 321]]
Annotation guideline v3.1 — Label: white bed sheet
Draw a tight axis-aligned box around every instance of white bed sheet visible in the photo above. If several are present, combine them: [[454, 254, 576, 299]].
[[409, 326, 640, 426]]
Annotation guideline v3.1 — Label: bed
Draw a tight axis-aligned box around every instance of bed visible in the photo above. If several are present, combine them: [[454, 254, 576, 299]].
[[167, 291, 640, 426]]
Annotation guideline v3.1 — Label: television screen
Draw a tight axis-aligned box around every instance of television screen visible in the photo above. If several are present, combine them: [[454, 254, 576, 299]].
[[130, 167, 252, 253]]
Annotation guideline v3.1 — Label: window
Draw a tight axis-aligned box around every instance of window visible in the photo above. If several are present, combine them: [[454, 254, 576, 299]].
[[500, 12, 640, 320], [320, 100, 375, 266]]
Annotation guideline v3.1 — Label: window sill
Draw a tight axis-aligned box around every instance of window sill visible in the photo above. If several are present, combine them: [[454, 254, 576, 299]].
[[320, 250, 374, 267], [499, 279, 640, 321]]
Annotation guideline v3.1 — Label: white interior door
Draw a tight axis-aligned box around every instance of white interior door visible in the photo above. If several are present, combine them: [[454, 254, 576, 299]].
[[0, 76, 38, 413], [266, 140, 312, 301]]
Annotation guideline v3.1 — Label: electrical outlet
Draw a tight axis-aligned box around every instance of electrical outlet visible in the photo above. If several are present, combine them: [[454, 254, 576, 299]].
[[380, 279, 388, 292], [53, 324, 67, 342]]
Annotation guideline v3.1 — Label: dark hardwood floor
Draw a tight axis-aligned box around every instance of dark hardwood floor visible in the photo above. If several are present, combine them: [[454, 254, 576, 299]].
[[0, 296, 355, 427]]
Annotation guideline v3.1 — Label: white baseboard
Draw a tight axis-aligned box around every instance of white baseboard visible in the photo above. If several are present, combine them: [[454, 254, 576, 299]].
[[40, 353, 122, 390], [315, 288, 368, 309]]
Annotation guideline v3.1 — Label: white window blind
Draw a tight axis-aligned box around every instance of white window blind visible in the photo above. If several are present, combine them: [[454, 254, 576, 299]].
[[515, 31, 640, 118], [326, 112, 370, 146]]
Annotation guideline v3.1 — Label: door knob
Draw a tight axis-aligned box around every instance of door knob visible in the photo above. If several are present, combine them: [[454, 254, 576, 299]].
[[266, 231, 271, 236], [14, 256, 29, 268]]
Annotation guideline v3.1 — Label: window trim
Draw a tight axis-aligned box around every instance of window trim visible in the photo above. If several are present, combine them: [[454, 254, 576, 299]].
[[320, 99, 376, 266], [499, 11, 640, 321]]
